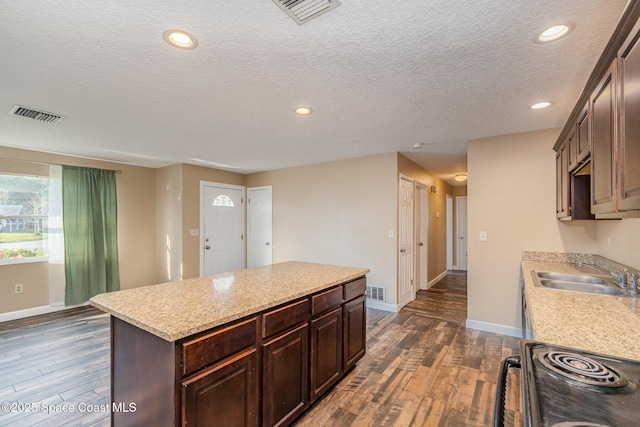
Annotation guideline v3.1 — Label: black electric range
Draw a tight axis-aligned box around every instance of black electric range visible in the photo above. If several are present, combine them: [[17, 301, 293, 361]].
[[495, 340, 640, 427]]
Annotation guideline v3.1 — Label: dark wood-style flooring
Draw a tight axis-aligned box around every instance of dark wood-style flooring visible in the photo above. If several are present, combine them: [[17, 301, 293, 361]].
[[0, 271, 521, 426]]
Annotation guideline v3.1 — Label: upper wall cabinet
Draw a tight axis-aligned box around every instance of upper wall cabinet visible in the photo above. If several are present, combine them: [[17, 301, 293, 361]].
[[554, 3, 640, 219], [618, 20, 640, 211], [590, 60, 618, 215], [569, 103, 591, 172]]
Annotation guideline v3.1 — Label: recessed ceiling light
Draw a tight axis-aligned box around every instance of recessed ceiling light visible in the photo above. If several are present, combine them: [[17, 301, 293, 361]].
[[163, 29, 198, 50], [413, 143, 424, 149], [530, 101, 553, 110], [536, 24, 574, 43], [294, 106, 312, 115]]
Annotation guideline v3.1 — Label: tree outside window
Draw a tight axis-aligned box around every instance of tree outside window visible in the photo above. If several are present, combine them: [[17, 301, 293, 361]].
[[0, 173, 49, 262]]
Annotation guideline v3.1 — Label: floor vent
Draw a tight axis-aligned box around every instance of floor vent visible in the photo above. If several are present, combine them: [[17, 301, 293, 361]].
[[8, 105, 66, 123], [271, 0, 341, 25], [366, 285, 385, 302]]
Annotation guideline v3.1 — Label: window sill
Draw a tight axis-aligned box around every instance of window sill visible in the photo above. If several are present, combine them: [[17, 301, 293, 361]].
[[0, 256, 49, 266]]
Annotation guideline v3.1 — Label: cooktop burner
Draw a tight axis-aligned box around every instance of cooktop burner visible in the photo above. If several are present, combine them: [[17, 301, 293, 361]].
[[538, 351, 629, 389]]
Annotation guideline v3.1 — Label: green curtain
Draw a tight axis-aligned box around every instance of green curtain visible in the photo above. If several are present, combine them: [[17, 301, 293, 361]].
[[62, 166, 120, 305]]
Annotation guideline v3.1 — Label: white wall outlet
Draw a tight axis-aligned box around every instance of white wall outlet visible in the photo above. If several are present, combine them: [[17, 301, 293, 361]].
[[190, 229, 199, 237], [388, 229, 395, 238], [14, 284, 23, 294], [479, 231, 488, 242]]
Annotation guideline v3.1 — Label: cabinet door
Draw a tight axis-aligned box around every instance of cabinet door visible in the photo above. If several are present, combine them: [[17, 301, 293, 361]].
[[262, 323, 309, 427], [556, 143, 569, 218], [576, 103, 591, 166], [568, 128, 579, 171], [182, 349, 259, 427], [343, 295, 366, 371], [590, 60, 618, 214], [619, 23, 640, 211], [310, 307, 343, 401]]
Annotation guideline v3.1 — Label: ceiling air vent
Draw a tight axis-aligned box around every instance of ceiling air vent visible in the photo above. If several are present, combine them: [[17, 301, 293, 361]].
[[272, 0, 341, 25], [8, 105, 66, 124]]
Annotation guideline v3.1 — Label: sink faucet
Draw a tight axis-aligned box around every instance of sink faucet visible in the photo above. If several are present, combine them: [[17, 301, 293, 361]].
[[610, 269, 628, 288], [629, 272, 638, 295]]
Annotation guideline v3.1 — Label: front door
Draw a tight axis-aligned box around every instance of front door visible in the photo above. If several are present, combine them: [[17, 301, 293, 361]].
[[201, 182, 245, 276], [398, 176, 414, 309]]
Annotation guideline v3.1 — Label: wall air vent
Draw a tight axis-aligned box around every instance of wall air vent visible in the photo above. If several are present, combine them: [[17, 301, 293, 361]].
[[271, 0, 341, 25], [8, 105, 65, 124], [366, 285, 385, 302]]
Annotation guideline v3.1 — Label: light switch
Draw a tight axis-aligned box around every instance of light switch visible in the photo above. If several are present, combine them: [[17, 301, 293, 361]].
[[388, 229, 395, 238], [190, 229, 199, 237], [479, 231, 487, 242]]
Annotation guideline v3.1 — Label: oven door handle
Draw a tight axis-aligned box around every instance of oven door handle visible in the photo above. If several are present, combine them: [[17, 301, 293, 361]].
[[493, 355, 521, 427]]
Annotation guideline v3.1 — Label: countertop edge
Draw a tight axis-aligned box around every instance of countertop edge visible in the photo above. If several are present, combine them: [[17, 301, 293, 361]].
[[90, 263, 369, 342]]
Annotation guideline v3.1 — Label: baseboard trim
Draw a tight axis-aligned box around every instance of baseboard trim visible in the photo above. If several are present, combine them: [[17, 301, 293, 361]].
[[366, 300, 399, 312], [426, 270, 448, 289], [465, 319, 523, 338], [0, 302, 89, 323]]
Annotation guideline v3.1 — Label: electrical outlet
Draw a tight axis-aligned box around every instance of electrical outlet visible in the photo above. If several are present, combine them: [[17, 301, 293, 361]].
[[14, 284, 23, 294]]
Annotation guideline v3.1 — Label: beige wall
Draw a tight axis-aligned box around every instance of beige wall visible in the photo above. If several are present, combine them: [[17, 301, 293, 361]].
[[0, 146, 157, 315], [597, 219, 640, 269], [246, 153, 399, 305], [467, 129, 598, 331], [156, 164, 183, 282]]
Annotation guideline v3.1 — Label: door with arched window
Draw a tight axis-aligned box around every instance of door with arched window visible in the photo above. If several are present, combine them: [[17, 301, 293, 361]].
[[200, 182, 245, 276]]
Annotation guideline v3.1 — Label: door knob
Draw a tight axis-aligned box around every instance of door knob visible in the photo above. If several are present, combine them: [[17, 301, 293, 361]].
[[265, 242, 270, 246], [400, 248, 407, 253], [205, 245, 211, 250]]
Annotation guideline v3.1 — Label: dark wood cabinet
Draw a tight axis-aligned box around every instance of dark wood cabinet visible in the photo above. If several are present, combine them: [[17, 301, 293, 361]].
[[182, 349, 259, 427], [590, 60, 618, 215], [310, 307, 343, 401], [109, 276, 366, 427], [618, 20, 640, 211], [343, 295, 366, 371], [577, 103, 591, 166], [556, 142, 569, 218], [262, 301, 309, 427], [553, 2, 640, 219]]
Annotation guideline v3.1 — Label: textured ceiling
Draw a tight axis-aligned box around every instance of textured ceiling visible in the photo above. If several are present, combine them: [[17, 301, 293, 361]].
[[0, 0, 629, 185]]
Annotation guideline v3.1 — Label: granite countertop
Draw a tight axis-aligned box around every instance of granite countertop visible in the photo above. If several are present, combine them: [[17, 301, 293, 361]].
[[522, 254, 640, 360], [90, 261, 369, 342]]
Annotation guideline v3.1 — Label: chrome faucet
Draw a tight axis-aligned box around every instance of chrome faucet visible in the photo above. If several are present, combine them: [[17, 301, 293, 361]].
[[610, 269, 628, 288], [629, 272, 638, 295]]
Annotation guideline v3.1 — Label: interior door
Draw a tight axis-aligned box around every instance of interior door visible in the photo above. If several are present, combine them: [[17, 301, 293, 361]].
[[415, 185, 428, 290], [247, 186, 272, 268], [201, 183, 245, 276], [398, 177, 414, 309], [457, 196, 468, 271]]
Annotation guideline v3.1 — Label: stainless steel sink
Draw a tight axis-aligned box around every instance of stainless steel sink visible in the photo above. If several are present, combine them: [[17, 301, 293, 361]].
[[532, 271, 628, 296], [535, 271, 610, 285], [537, 279, 627, 296]]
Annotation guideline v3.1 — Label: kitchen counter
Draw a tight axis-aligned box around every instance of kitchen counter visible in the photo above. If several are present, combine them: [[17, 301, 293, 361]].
[[90, 261, 369, 341], [522, 253, 640, 360]]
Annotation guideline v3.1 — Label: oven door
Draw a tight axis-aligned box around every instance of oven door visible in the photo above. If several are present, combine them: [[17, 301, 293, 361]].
[[493, 355, 521, 427]]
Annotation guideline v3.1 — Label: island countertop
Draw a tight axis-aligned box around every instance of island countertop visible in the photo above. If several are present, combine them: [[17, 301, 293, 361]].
[[90, 261, 369, 342], [521, 255, 640, 360]]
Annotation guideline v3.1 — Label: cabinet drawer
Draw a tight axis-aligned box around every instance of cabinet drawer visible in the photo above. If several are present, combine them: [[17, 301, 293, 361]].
[[262, 299, 310, 339], [181, 317, 257, 376], [312, 286, 343, 317], [343, 277, 366, 301]]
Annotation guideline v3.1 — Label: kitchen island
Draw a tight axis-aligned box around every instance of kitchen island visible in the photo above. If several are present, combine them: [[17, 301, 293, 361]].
[[521, 252, 640, 360], [90, 261, 369, 427]]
